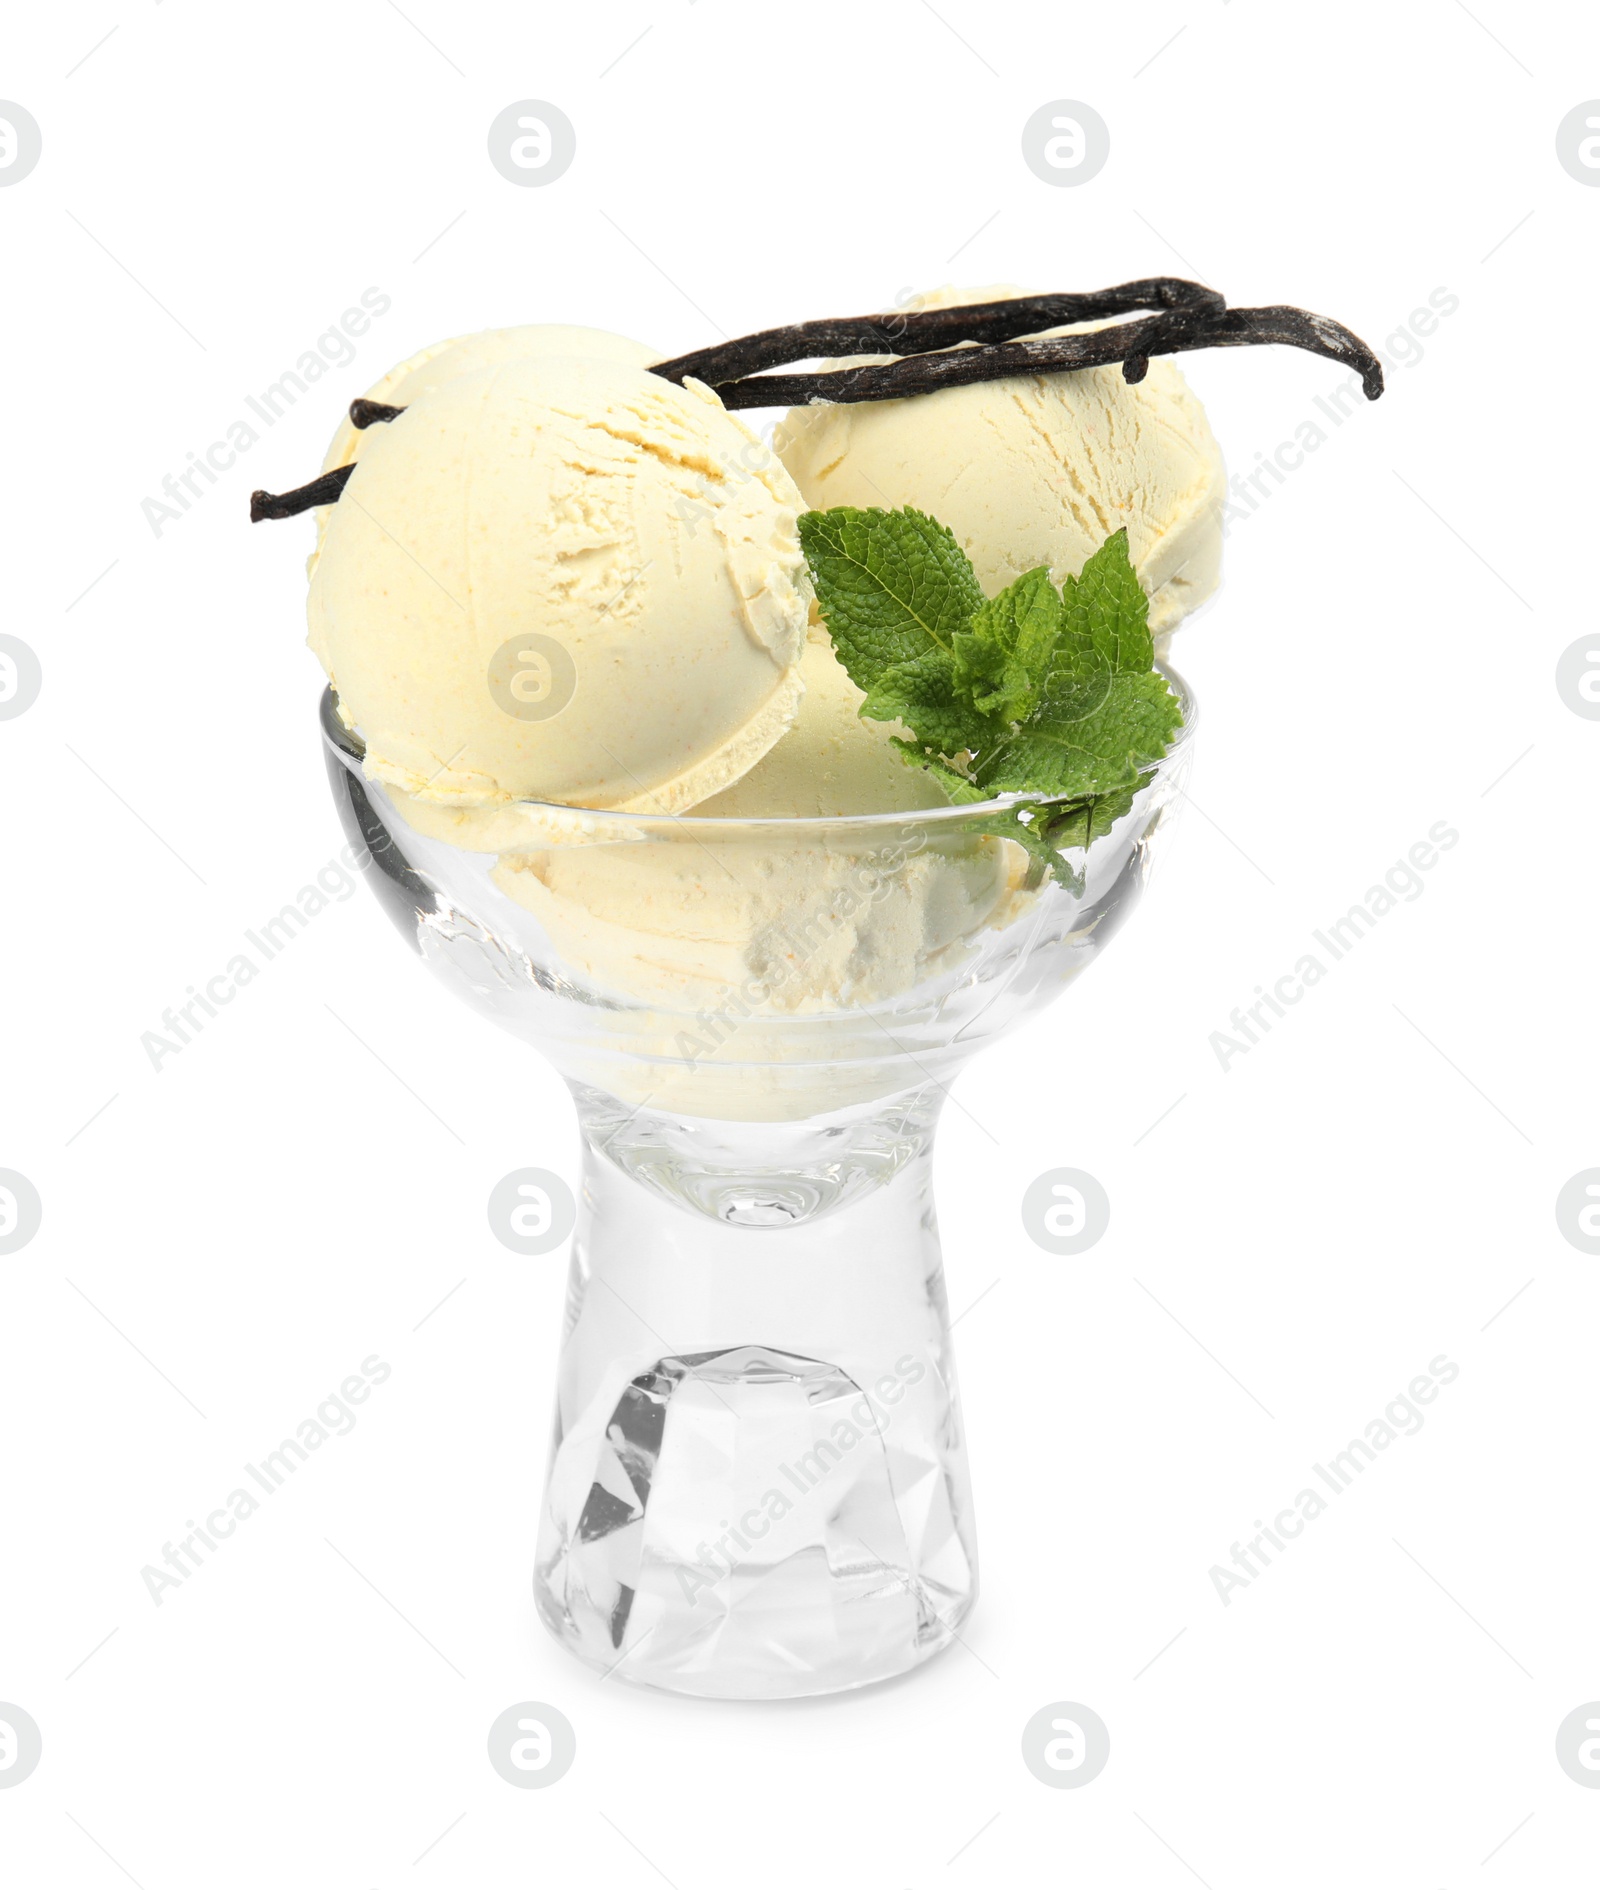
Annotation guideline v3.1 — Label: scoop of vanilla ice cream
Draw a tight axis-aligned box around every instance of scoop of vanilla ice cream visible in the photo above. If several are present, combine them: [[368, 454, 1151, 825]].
[[380, 621, 943, 843], [320, 323, 659, 479], [309, 356, 809, 813], [378, 604, 953, 853], [775, 284, 1225, 641]]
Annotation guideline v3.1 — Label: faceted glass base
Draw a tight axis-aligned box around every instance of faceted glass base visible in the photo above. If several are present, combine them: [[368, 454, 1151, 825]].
[[534, 1090, 977, 1699]]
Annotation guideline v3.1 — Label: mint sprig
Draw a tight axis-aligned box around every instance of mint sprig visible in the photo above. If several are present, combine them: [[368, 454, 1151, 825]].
[[797, 507, 1186, 889]]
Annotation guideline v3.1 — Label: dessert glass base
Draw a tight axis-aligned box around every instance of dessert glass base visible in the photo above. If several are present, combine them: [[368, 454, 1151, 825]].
[[320, 680, 1194, 1699], [536, 1084, 971, 1698]]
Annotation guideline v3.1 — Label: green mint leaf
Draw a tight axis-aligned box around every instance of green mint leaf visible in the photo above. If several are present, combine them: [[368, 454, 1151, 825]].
[[976, 804, 1079, 892], [865, 649, 1006, 760], [952, 565, 1063, 723], [1038, 774, 1150, 854], [1062, 526, 1152, 674], [886, 750, 1076, 893], [797, 506, 985, 689], [798, 507, 1184, 894], [888, 739, 985, 803], [979, 669, 1184, 798]]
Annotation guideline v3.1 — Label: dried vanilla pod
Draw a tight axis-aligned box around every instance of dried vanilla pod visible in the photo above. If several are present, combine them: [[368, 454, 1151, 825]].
[[249, 279, 1382, 523], [650, 278, 1223, 386], [349, 398, 404, 429], [249, 463, 354, 522]]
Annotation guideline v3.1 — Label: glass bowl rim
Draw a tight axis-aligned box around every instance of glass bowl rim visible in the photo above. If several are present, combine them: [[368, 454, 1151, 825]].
[[318, 664, 1196, 837]]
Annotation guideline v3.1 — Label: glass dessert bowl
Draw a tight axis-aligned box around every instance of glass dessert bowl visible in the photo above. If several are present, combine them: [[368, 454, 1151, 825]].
[[321, 674, 1196, 1700]]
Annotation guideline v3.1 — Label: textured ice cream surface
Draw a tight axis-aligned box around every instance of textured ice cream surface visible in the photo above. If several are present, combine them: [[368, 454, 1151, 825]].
[[490, 825, 1030, 1012], [775, 283, 1225, 642], [308, 356, 809, 813]]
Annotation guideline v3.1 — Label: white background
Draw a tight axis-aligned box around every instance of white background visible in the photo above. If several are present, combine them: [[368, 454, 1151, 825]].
[[3, 2, 1598, 1884]]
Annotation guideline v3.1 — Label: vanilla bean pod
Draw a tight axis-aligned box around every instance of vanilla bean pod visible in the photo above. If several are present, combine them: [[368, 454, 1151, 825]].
[[349, 398, 404, 429], [697, 305, 1220, 410], [248, 402, 400, 521], [249, 463, 354, 522], [337, 284, 1225, 439], [1148, 305, 1384, 399], [650, 278, 1222, 387], [701, 302, 1382, 410], [248, 280, 1382, 523]]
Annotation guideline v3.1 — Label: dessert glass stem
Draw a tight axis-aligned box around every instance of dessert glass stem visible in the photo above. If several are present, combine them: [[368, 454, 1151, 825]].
[[533, 1086, 978, 1699]]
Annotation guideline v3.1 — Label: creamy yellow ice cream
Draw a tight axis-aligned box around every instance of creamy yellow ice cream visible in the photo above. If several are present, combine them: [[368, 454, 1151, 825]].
[[319, 323, 659, 480], [309, 356, 810, 814], [291, 306, 1198, 1118], [695, 622, 945, 819], [775, 284, 1225, 642], [480, 625, 1031, 1015], [490, 824, 1027, 1012], [472, 596, 1028, 1013], [451, 572, 1021, 1018], [377, 603, 1028, 1015], [383, 620, 940, 843]]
